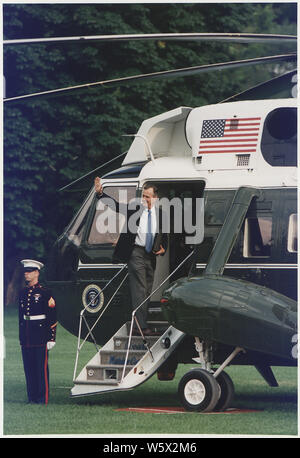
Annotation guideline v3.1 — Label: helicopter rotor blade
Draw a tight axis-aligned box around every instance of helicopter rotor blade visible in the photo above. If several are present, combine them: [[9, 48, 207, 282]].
[[3, 32, 297, 46], [220, 69, 297, 103], [4, 53, 296, 104]]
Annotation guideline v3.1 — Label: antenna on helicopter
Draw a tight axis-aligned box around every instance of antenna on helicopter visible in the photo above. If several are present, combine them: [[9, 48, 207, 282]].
[[58, 150, 127, 192]]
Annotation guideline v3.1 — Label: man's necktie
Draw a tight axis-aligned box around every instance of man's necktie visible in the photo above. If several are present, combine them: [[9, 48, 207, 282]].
[[145, 210, 153, 253]]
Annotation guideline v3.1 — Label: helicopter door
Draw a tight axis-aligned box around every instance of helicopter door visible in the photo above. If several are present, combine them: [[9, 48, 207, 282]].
[[144, 180, 205, 302]]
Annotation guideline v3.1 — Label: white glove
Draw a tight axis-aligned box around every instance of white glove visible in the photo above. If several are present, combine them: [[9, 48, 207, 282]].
[[47, 341, 56, 350]]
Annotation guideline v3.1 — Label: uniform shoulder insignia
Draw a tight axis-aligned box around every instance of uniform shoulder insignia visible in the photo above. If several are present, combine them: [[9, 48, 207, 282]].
[[48, 297, 56, 308]]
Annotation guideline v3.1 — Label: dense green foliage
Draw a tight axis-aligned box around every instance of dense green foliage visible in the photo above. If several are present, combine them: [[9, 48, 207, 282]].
[[3, 3, 297, 303]]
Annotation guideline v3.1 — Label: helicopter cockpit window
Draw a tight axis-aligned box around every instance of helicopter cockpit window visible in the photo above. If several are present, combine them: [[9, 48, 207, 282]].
[[243, 216, 272, 258], [261, 108, 297, 167], [287, 214, 297, 253], [66, 190, 94, 246], [88, 186, 136, 245]]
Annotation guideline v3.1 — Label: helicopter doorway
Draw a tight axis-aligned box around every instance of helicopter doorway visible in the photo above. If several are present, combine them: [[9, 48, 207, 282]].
[[144, 179, 205, 306]]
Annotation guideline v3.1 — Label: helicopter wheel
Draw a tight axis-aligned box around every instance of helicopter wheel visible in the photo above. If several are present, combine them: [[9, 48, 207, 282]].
[[214, 370, 235, 411], [178, 369, 220, 412]]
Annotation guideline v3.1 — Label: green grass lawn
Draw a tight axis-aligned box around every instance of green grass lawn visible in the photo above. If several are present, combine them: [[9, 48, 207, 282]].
[[3, 307, 298, 437]]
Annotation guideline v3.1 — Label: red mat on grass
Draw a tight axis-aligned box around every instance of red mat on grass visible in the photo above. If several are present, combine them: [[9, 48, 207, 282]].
[[115, 407, 261, 414]]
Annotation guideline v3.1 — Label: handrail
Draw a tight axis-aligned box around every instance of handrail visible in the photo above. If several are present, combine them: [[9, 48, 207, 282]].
[[73, 264, 128, 381], [121, 249, 195, 382], [73, 249, 195, 383]]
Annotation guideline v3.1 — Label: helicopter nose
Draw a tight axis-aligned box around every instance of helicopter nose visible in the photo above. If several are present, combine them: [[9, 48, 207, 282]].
[[160, 274, 296, 360]]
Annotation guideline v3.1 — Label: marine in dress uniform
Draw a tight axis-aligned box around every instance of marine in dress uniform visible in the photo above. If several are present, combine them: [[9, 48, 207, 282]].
[[19, 259, 57, 404]]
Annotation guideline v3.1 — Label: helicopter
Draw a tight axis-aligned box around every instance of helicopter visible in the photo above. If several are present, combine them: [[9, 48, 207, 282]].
[[4, 33, 297, 412]]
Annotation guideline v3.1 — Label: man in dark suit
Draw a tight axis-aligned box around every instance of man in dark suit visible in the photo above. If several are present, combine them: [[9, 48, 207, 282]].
[[94, 177, 168, 335]]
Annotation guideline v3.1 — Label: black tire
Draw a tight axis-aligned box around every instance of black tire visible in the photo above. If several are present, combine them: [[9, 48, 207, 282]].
[[178, 369, 220, 412], [214, 371, 235, 411]]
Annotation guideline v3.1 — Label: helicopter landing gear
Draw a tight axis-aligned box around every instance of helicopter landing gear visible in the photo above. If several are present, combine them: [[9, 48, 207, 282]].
[[178, 368, 220, 412], [214, 370, 235, 411], [178, 339, 243, 412]]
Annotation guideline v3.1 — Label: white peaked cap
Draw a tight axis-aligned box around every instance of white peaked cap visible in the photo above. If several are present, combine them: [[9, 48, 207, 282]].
[[21, 259, 44, 270]]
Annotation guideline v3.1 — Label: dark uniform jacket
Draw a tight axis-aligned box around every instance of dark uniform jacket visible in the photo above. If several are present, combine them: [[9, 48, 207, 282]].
[[19, 283, 57, 347], [96, 192, 168, 263]]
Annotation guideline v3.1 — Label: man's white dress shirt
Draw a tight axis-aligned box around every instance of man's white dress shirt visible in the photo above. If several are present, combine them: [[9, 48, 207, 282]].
[[135, 206, 157, 248]]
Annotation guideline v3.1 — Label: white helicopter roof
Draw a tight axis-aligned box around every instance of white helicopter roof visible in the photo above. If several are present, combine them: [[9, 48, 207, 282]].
[[138, 155, 297, 189], [123, 98, 297, 189]]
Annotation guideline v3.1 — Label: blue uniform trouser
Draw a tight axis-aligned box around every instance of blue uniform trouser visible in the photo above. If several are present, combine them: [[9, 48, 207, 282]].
[[21, 345, 49, 404]]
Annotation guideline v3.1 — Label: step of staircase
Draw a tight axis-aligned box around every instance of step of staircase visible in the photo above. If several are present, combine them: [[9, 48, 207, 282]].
[[147, 303, 166, 322], [100, 349, 146, 366], [125, 319, 168, 336], [113, 335, 158, 351], [71, 322, 186, 397], [80, 325, 163, 386], [147, 321, 169, 334], [85, 364, 133, 384]]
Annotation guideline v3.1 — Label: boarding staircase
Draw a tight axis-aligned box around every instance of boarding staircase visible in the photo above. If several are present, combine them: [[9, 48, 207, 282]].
[[71, 317, 185, 397], [71, 251, 194, 398]]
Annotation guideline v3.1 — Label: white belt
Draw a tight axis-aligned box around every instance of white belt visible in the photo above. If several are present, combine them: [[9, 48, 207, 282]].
[[24, 314, 46, 321]]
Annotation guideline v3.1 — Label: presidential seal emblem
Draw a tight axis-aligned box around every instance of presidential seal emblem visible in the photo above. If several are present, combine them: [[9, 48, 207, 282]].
[[82, 284, 104, 313]]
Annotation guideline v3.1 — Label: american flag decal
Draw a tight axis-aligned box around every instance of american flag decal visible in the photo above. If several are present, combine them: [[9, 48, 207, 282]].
[[199, 117, 261, 154]]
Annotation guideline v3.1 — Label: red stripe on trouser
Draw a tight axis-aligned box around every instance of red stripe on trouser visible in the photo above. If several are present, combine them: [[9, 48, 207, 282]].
[[44, 347, 49, 405]]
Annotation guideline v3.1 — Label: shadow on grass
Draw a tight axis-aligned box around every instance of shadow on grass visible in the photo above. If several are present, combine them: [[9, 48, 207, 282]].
[[68, 383, 297, 413]]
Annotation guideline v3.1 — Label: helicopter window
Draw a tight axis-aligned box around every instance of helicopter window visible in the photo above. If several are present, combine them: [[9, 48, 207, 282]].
[[287, 214, 297, 253], [261, 108, 297, 167], [66, 191, 94, 246], [243, 216, 272, 258], [88, 186, 136, 245]]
